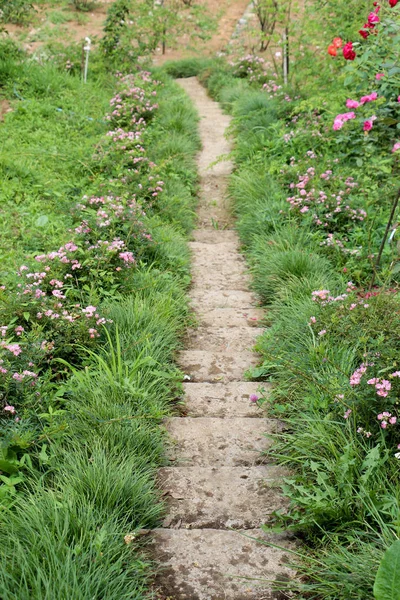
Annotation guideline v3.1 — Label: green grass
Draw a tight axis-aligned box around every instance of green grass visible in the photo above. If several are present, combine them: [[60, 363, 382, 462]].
[[0, 43, 199, 598], [0, 60, 113, 275], [198, 45, 400, 600]]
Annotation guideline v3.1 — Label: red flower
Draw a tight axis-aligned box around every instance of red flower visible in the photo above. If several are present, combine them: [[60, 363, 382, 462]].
[[333, 37, 343, 48], [368, 11, 380, 24], [328, 44, 337, 56], [359, 28, 370, 39], [389, 0, 398, 6], [343, 42, 356, 60]]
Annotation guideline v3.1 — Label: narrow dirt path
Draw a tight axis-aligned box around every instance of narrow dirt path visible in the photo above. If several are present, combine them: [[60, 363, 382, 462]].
[[151, 78, 293, 600]]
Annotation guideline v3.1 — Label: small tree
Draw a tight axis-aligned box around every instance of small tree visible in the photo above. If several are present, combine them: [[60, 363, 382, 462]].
[[101, 0, 215, 59], [252, 0, 279, 51]]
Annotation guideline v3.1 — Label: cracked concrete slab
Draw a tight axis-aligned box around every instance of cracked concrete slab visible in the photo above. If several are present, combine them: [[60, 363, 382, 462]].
[[191, 229, 239, 244], [164, 417, 281, 466], [190, 289, 258, 310], [178, 350, 258, 382], [182, 381, 270, 417], [159, 466, 288, 529], [195, 307, 264, 328], [184, 327, 263, 353], [151, 528, 295, 600]]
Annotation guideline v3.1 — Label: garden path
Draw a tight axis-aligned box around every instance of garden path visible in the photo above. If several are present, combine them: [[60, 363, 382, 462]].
[[151, 77, 294, 599]]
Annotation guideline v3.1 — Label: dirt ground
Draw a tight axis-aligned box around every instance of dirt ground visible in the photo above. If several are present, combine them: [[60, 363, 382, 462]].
[[5, 0, 251, 59]]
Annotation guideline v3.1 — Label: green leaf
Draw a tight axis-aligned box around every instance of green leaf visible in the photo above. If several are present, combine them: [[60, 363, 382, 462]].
[[39, 444, 50, 465], [373, 540, 400, 600], [392, 263, 400, 275], [35, 215, 49, 227], [23, 312, 30, 322], [0, 459, 19, 474]]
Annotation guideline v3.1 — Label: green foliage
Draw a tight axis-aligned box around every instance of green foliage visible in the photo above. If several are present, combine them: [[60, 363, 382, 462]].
[[101, 0, 216, 63], [199, 2, 400, 595], [161, 57, 215, 78], [0, 48, 198, 597], [72, 0, 97, 10], [0, 0, 34, 24], [374, 540, 400, 600]]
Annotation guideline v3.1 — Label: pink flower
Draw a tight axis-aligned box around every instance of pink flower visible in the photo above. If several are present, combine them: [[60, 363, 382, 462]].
[[346, 99, 360, 109], [344, 409, 352, 419], [333, 112, 356, 130], [249, 394, 259, 403], [392, 142, 400, 153], [350, 364, 367, 386], [363, 118, 375, 131], [3, 405, 16, 414], [119, 251, 135, 264], [82, 306, 97, 318], [360, 92, 378, 104], [318, 329, 327, 336], [381, 421, 388, 429], [4, 343, 22, 356], [389, 417, 397, 425], [375, 73, 384, 80], [15, 326, 24, 336]]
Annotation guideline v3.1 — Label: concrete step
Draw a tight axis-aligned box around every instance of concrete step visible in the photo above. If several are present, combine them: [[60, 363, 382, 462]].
[[191, 229, 238, 244], [189, 240, 241, 255], [164, 417, 282, 466], [191, 270, 251, 291], [151, 528, 295, 600], [190, 289, 258, 310], [159, 466, 287, 529], [191, 251, 246, 273], [185, 327, 263, 354], [183, 381, 270, 417], [195, 307, 264, 328], [178, 350, 258, 382]]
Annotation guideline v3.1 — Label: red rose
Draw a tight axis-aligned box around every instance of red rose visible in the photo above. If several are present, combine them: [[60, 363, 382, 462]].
[[333, 37, 343, 48], [343, 42, 356, 60], [359, 28, 370, 39], [368, 11, 380, 24], [389, 0, 398, 6], [328, 44, 337, 56]]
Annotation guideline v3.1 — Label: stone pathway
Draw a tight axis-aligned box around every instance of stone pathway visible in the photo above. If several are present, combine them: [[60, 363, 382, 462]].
[[151, 78, 293, 600]]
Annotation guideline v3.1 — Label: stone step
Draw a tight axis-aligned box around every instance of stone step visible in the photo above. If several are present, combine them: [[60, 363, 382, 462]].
[[151, 528, 294, 600], [191, 229, 238, 244], [185, 327, 263, 354], [190, 289, 258, 310], [178, 350, 258, 382], [195, 307, 264, 328], [183, 381, 270, 417], [191, 251, 245, 272], [159, 466, 287, 529], [164, 417, 282, 466], [191, 269, 251, 291], [189, 240, 240, 255]]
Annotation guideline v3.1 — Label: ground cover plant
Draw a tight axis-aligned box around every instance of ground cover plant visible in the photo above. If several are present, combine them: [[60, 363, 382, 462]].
[[162, 1, 400, 597], [0, 35, 199, 596]]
